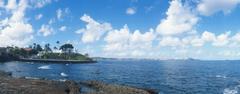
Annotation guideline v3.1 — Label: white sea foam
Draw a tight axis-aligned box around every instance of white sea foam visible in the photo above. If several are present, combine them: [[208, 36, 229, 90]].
[[60, 72, 68, 77], [223, 85, 240, 94], [223, 88, 238, 94], [24, 76, 40, 80], [59, 79, 67, 82], [216, 75, 227, 79], [38, 65, 51, 69]]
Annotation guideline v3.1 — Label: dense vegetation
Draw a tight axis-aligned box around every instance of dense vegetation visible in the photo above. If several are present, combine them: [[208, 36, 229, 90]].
[[0, 41, 92, 61], [0, 52, 18, 62], [40, 53, 92, 61]]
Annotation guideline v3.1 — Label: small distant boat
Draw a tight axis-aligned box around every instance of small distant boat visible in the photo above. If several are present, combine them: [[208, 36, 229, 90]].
[[60, 72, 68, 77]]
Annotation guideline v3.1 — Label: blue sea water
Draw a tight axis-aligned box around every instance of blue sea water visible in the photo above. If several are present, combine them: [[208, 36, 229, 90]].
[[0, 60, 240, 94]]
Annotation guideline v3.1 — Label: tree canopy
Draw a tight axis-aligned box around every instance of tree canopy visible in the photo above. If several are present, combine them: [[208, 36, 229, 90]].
[[59, 44, 74, 53]]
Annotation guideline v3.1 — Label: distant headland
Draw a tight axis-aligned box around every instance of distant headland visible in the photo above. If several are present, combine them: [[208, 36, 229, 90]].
[[0, 41, 95, 63]]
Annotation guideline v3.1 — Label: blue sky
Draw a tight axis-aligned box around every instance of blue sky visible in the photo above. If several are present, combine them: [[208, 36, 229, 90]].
[[0, 0, 240, 60]]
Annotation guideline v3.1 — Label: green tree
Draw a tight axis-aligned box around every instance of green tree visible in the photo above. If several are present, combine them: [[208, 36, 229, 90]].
[[33, 43, 37, 49], [36, 44, 43, 52], [56, 41, 60, 44], [59, 44, 74, 54], [44, 43, 52, 53]]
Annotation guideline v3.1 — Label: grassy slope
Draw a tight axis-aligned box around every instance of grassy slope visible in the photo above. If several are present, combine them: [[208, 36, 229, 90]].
[[40, 53, 92, 61]]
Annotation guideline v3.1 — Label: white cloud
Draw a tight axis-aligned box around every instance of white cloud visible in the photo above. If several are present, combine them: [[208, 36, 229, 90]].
[[232, 33, 240, 42], [35, 14, 43, 20], [0, 22, 33, 47], [126, 7, 136, 15], [59, 26, 67, 31], [0, 0, 4, 7], [56, 8, 69, 20], [76, 14, 112, 43], [38, 24, 54, 37], [48, 18, 55, 24], [31, 0, 53, 8], [6, 0, 17, 10], [56, 8, 62, 20], [190, 37, 204, 47], [197, 0, 240, 16], [212, 32, 230, 47], [0, 0, 34, 47], [201, 31, 216, 41], [158, 31, 233, 48], [156, 0, 198, 36], [159, 37, 182, 47], [104, 25, 155, 57]]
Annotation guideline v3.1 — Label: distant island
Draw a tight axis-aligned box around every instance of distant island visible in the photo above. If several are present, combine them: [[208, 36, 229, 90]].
[[0, 41, 95, 63]]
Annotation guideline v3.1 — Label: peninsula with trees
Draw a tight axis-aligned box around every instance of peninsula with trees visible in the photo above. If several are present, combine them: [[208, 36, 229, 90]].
[[0, 41, 95, 63]]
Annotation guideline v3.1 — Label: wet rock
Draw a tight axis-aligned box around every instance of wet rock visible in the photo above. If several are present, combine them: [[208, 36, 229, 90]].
[[65, 80, 80, 94], [0, 70, 155, 94], [80, 81, 154, 94], [0, 71, 12, 77], [0, 71, 80, 94]]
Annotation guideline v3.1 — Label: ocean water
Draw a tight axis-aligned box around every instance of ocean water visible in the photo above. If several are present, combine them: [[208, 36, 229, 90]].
[[0, 60, 240, 94]]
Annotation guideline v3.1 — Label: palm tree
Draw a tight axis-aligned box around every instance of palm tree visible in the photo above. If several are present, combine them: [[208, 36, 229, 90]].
[[33, 43, 37, 49], [44, 43, 52, 53], [56, 41, 60, 44], [36, 44, 43, 52]]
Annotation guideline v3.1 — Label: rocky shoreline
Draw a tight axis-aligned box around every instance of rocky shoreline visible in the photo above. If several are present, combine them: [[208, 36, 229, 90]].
[[0, 71, 157, 94], [19, 58, 96, 63]]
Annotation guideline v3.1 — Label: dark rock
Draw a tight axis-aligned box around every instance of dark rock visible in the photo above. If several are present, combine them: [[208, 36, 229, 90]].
[[0, 71, 154, 94], [80, 81, 153, 94], [0, 71, 80, 94]]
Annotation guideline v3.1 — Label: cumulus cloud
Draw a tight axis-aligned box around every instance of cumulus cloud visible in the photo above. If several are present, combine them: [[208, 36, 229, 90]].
[[0, 0, 4, 7], [232, 33, 240, 42], [38, 24, 54, 37], [6, 0, 17, 10], [190, 37, 204, 47], [0, 22, 33, 47], [59, 26, 67, 31], [35, 14, 43, 20], [159, 37, 182, 47], [56, 8, 62, 20], [197, 0, 240, 16], [201, 31, 216, 41], [76, 14, 112, 43], [31, 0, 53, 8], [48, 18, 55, 24], [156, 0, 198, 36], [212, 32, 231, 47], [229, 33, 240, 48], [104, 25, 155, 57], [56, 8, 70, 20], [0, 0, 34, 47], [126, 7, 136, 15]]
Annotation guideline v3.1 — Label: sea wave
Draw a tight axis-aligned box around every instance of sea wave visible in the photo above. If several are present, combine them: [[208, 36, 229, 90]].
[[60, 72, 68, 77], [24, 76, 41, 80], [223, 85, 240, 94], [38, 65, 51, 70], [216, 75, 227, 79], [59, 79, 67, 82]]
